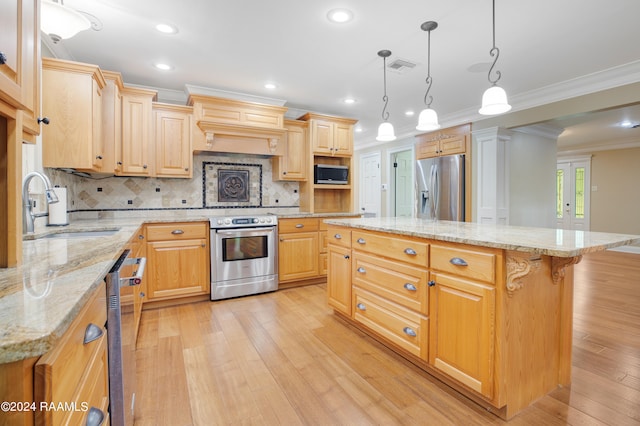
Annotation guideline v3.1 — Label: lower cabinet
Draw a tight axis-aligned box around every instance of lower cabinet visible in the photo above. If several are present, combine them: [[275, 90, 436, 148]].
[[327, 244, 352, 315], [34, 281, 109, 425], [145, 222, 210, 302]]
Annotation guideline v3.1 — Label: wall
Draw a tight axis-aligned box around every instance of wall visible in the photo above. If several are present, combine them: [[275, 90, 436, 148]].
[[589, 147, 640, 234]]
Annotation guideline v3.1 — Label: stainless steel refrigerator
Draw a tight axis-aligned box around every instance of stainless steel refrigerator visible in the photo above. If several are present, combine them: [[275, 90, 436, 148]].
[[416, 154, 465, 221]]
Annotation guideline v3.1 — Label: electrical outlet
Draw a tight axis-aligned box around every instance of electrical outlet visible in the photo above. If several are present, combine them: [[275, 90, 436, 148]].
[[381, 183, 388, 191]]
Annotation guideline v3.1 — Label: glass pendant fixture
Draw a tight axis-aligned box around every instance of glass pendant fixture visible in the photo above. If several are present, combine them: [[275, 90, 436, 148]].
[[376, 50, 396, 142], [416, 21, 440, 131], [479, 0, 511, 115], [41, 0, 91, 43]]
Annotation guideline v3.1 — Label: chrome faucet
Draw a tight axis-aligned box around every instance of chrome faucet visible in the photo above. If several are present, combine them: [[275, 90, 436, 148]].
[[22, 171, 59, 234]]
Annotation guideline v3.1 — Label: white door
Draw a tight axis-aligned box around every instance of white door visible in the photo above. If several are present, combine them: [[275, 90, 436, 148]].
[[556, 158, 591, 230], [391, 149, 414, 217], [360, 152, 381, 217]]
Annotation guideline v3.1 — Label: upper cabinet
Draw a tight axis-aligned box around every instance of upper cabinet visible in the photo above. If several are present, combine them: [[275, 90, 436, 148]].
[[0, 0, 40, 143], [101, 70, 124, 175], [118, 86, 156, 177], [301, 113, 356, 157], [42, 58, 107, 172], [272, 119, 308, 181], [416, 123, 471, 160], [153, 103, 193, 178]]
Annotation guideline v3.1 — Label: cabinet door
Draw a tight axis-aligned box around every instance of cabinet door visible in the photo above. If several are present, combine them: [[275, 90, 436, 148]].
[[121, 92, 153, 176], [310, 119, 333, 155], [429, 272, 495, 398], [439, 134, 466, 156], [327, 244, 352, 315], [333, 122, 353, 156], [281, 122, 307, 180], [154, 107, 192, 178], [278, 231, 319, 281], [91, 79, 104, 170], [146, 239, 209, 300], [416, 140, 439, 159]]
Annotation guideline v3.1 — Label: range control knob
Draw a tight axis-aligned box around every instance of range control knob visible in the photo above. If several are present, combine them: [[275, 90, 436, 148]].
[[224, 219, 231, 225]]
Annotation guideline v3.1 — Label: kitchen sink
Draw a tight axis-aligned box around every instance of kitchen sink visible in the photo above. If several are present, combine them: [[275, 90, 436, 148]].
[[43, 229, 120, 239]]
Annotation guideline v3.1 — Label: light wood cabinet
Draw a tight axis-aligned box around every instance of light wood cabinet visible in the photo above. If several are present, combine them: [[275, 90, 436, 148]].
[[145, 222, 209, 302], [0, 0, 40, 143], [101, 71, 124, 175], [153, 103, 193, 178], [42, 58, 107, 172], [121, 227, 146, 344], [327, 227, 352, 315], [119, 86, 156, 176], [302, 113, 355, 157], [416, 123, 470, 160], [278, 218, 319, 283], [272, 119, 308, 181], [34, 281, 109, 425]]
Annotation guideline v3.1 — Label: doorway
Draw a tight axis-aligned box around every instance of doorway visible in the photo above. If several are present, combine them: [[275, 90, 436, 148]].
[[389, 147, 414, 217], [359, 152, 381, 217], [556, 156, 591, 230]]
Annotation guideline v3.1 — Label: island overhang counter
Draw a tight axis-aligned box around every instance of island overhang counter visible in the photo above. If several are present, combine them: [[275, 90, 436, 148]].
[[323, 217, 640, 420]]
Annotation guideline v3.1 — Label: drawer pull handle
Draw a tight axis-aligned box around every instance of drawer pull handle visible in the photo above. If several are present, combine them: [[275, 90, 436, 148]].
[[344, 254, 350, 259], [404, 248, 417, 256], [357, 238, 366, 244], [403, 327, 417, 337], [357, 267, 366, 274], [0, 52, 7, 65], [85, 406, 105, 426], [334, 233, 342, 239], [404, 283, 417, 291], [356, 303, 367, 311], [450, 257, 468, 266], [295, 224, 304, 228], [171, 229, 184, 235], [428, 280, 436, 287], [83, 323, 103, 345]]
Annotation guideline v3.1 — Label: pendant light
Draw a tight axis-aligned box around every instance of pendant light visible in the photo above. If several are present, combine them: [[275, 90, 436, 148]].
[[376, 50, 396, 142], [479, 0, 511, 115], [41, 0, 91, 43], [416, 21, 440, 131]]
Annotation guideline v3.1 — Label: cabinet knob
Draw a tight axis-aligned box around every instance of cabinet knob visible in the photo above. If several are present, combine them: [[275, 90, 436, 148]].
[[449, 257, 468, 266], [403, 283, 417, 291], [356, 302, 366, 311], [201, 243, 206, 248], [185, 167, 189, 172], [143, 164, 148, 169], [403, 327, 417, 337], [117, 161, 123, 165], [37, 117, 50, 125], [96, 155, 103, 160], [83, 323, 103, 345], [344, 254, 350, 259], [357, 267, 366, 274], [85, 407, 105, 426], [0, 52, 6, 65], [428, 280, 436, 287], [283, 171, 287, 175], [138, 234, 144, 240], [356, 238, 366, 244], [140, 292, 145, 298], [334, 234, 342, 239], [404, 248, 417, 256]]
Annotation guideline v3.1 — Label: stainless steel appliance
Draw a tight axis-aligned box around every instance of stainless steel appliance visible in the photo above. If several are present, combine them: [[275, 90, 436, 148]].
[[416, 154, 465, 221], [210, 215, 278, 300], [106, 249, 146, 426], [314, 164, 349, 184]]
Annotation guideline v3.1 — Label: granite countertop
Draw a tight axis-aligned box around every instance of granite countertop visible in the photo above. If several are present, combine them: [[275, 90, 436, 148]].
[[324, 217, 640, 257], [0, 217, 208, 364]]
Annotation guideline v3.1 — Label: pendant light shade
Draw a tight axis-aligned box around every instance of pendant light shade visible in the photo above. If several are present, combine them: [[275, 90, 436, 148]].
[[376, 122, 396, 142], [479, 85, 511, 115], [416, 21, 440, 131], [376, 50, 396, 142], [478, 0, 511, 115], [416, 108, 440, 131], [41, 0, 91, 42]]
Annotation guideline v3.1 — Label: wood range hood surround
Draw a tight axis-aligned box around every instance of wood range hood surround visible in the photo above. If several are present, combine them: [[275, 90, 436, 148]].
[[188, 94, 288, 156]]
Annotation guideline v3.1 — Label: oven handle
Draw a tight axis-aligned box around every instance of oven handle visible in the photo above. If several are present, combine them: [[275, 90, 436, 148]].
[[215, 227, 276, 237]]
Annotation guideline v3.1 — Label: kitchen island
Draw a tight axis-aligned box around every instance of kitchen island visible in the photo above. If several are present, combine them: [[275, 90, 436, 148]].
[[323, 217, 640, 419]]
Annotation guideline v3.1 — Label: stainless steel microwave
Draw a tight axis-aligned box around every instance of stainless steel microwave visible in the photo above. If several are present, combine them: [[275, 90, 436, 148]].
[[314, 164, 349, 184]]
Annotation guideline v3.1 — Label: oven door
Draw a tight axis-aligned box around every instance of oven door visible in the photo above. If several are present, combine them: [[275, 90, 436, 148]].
[[213, 226, 277, 283]]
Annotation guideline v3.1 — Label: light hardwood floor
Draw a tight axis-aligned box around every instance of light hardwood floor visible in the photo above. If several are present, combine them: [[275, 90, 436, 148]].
[[135, 250, 640, 425]]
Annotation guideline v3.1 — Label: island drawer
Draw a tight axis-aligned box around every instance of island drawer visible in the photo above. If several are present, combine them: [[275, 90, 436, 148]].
[[352, 230, 428, 267], [353, 252, 428, 314], [146, 222, 208, 241], [353, 288, 428, 359], [326, 227, 352, 248], [430, 244, 496, 283], [279, 218, 319, 233]]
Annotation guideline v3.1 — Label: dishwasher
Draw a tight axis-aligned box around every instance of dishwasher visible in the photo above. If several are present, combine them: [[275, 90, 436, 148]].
[[106, 249, 146, 426]]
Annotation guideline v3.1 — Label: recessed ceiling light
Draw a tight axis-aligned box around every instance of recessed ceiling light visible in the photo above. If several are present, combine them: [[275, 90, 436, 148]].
[[405, 110, 415, 116], [327, 8, 353, 23], [155, 23, 178, 34], [154, 63, 172, 71], [344, 98, 356, 104], [355, 127, 363, 133], [264, 83, 277, 89]]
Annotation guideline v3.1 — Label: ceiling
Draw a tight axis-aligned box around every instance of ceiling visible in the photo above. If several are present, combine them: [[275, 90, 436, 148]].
[[44, 0, 640, 150]]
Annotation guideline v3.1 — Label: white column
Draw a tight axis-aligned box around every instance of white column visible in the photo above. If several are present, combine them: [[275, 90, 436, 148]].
[[473, 127, 511, 224]]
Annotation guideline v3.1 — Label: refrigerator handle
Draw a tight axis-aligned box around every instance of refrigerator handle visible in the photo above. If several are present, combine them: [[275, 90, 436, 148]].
[[430, 164, 438, 219], [420, 190, 429, 215]]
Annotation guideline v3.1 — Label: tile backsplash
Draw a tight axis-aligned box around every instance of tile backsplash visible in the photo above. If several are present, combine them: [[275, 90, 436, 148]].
[[47, 153, 300, 214]]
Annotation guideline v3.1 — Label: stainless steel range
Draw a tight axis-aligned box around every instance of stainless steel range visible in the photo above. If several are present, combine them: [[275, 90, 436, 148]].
[[210, 214, 278, 300]]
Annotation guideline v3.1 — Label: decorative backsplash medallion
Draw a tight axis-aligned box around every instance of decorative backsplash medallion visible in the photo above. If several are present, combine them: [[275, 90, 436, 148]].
[[203, 161, 262, 208]]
